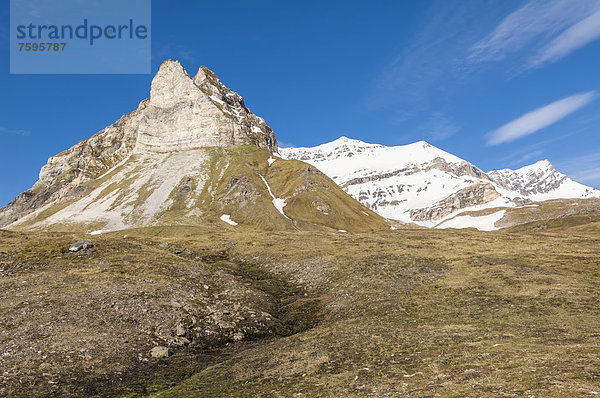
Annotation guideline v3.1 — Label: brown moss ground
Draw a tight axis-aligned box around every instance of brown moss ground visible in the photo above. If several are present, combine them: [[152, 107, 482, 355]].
[[1, 226, 599, 397]]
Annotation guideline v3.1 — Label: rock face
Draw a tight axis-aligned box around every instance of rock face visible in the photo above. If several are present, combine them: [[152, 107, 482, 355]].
[[280, 137, 600, 227], [410, 183, 501, 221], [137, 61, 277, 153], [0, 60, 277, 229], [0, 105, 143, 228]]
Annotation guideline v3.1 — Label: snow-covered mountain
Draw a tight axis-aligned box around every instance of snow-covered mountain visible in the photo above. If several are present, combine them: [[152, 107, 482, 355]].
[[280, 137, 600, 227], [487, 160, 598, 201]]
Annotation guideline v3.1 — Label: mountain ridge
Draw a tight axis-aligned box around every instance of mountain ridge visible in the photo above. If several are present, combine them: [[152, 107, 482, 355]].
[[280, 137, 600, 228], [3, 62, 598, 233]]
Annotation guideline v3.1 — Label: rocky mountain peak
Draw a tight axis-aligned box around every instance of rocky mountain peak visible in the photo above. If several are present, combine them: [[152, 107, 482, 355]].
[[331, 136, 352, 144], [414, 140, 433, 149], [193, 66, 247, 109], [136, 60, 277, 153], [0, 60, 279, 228], [149, 59, 198, 108], [523, 159, 555, 174], [193, 66, 224, 93], [487, 159, 593, 200]]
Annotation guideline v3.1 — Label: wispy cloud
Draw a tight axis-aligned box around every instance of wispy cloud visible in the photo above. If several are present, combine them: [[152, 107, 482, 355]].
[[574, 168, 600, 185], [369, 1, 483, 112], [507, 149, 545, 167], [498, 131, 575, 168], [420, 113, 460, 142], [528, 8, 600, 68], [470, 0, 600, 70], [486, 91, 596, 146], [556, 152, 600, 188], [0, 127, 31, 136]]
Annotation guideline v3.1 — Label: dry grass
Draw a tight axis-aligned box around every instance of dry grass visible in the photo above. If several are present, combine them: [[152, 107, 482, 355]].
[[1, 225, 599, 397]]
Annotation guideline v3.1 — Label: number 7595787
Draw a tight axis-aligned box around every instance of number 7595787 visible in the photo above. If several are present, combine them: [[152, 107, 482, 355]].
[[18, 42, 66, 52]]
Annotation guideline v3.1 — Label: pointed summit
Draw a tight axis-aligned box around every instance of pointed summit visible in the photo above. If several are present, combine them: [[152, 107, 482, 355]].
[[525, 159, 554, 170], [149, 59, 198, 108], [193, 66, 249, 117], [0, 60, 283, 227], [136, 60, 277, 153], [192, 65, 236, 99], [1, 60, 387, 233]]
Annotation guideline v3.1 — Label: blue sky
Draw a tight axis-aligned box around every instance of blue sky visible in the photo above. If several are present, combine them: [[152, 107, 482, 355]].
[[1, 0, 600, 207]]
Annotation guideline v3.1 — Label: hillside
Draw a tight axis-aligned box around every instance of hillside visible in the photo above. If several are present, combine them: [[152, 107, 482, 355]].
[[6, 146, 386, 233], [434, 198, 600, 231], [1, 225, 599, 397]]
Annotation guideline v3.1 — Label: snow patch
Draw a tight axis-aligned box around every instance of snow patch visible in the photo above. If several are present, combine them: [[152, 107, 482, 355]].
[[516, 204, 540, 209], [267, 157, 276, 166], [259, 175, 290, 219], [413, 196, 512, 229], [88, 229, 112, 235], [209, 95, 225, 106], [220, 214, 238, 226], [437, 210, 506, 231]]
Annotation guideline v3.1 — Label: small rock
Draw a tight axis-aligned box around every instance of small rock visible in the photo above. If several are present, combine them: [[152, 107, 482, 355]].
[[159, 242, 168, 247], [176, 337, 190, 345], [69, 239, 93, 252], [175, 324, 186, 337], [150, 346, 172, 358]]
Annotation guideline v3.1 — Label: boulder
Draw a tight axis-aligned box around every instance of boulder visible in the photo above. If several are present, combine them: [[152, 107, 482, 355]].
[[150, 346, 172, 358], [69, 239, 93, 252]]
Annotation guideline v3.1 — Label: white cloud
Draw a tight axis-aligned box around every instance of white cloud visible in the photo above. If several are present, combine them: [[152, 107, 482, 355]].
[[499, 131, 575, 167], [470, 0, 600, 69], [486, 91, 596, 146], [575, 168, 600, 184], [369, 1, 479, 111], [528, 9, 600, 68], [0, 127, 30, 136]]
